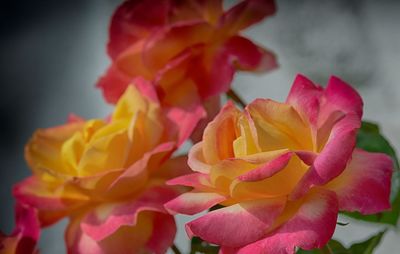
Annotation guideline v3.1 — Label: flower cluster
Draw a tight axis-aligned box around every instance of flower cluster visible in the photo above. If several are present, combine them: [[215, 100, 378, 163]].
[[0, 0, 396, 254]]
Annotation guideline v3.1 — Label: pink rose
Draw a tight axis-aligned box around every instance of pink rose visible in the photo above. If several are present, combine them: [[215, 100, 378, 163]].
[[97, 0, 278, 107], [166, 75, 393, 253]]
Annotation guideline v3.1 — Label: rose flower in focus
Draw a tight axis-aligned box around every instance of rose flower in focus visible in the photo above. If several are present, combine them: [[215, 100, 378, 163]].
[[166, 75, 393, 254], [97, 0, 278, 109], [13, 78, 199, 254]]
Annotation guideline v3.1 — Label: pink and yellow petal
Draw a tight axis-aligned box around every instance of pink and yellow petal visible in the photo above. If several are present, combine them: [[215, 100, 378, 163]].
[[326, 149, 392, 214], [13, 177, 88, 226], [231, 155, 307, 200], [291, 113, 360, 200], [165, 191, 226, 215], [81, 186, 176, 241], [319, 76, 363, 124], [202, 102, 240, 164], [66, 211, 159, 254], [247, 99, 313, 151], [285, 74, 323, 127], [186, 197, 286, 247], [237, 189, 338, 254], [238, 152, 292, 182]]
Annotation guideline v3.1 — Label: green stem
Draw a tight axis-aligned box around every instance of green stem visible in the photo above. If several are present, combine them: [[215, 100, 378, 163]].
[[227, 89, 246, 108], [171, 244, 182, 254], [321, 243, 333, 254]]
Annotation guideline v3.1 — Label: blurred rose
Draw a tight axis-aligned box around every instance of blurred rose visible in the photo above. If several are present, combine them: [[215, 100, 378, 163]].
[[14, 78, 200, 253], [166, 75, 393, 253], [97, 0, 278, 109], [0, 204, 39, 254]]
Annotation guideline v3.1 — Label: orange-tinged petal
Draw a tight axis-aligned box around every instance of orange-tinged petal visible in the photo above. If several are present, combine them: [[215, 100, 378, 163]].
[[221, 0, 276, 34], [247, 99, 312, 152], [230, 155, 307, 200], [202, 102, 240, 164]]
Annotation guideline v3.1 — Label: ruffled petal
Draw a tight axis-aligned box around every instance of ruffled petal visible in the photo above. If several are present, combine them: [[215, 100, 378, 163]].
[[13, 177, 88, 226], [319, 76, 363, 124], [96, 64, 132, 104], [107, 0, 169, 59], [67, 211, 173, 254], [221, 0, 276, 34], [80, 186, 177, 241], [0, 204, 40, 254], [326, 149, 392, 214], [247, 98, 313, 151], [165, 191, 226, 215], [237, 189, 338, 254], [285, 74, 323, 127], [186, 198, 286, 247], [167, 173, 212, 189], [202, 102, 240, 164], [291, 113, 360, 200], [238, 152, 292, 182], [221, 36, 277, 72]]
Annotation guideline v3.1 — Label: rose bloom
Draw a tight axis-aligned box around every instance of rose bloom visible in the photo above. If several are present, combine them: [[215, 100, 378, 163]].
[[97, 0, 278, 108], [13, 78, 201, 254], [0, 204, 39, 254], [166, 75, 393, 253]]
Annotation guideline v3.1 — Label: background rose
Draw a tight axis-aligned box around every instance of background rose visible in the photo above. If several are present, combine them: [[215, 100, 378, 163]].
[[0, 204, 39, 254], [97, 0, 278, 108], [13, 78, 199, 253], [166, 74, 393, 253]]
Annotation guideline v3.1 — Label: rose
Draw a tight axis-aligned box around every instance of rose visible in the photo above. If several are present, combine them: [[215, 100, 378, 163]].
[[97, 0, 278, 107], [165, 75, 393, 253], [13, 78, 199, 253], [0, 204, 39, 254]]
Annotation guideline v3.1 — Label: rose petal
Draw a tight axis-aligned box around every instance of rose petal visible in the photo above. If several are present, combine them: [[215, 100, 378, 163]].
[[0, 204, 40, 254], [237, 189, 338, 254], [165, 191, 226, 215], [319, 76, 363, 124], [107, 0, 169, 59], [247, 98, 313, 151], [186, 197, 286, 247], [238, 152, 292, 182], [326, 149, 392, 214], [13, 177, 88, 226], [81, 186, 176, 241], [96, 64, 132, 104], [290, 113, 360, 200], [221, 0, 276, 33], [285, 74, 323, 127], [67, 211, 169, 254], [167, 173, 212, 189], [221, 36, 277, 72], [202, 102, 240, 164]]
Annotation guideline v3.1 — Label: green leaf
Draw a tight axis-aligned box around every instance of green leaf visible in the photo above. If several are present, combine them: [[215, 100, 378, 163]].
[[297, 239, 348, 253], [348, 230, 386, 254], [297, 230, 386, 254], [344, 121, 400, 226], [190, 237, 219, 254]]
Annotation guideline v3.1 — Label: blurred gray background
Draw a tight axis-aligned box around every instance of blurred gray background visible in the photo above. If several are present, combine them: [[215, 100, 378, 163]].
[[1, 0, 399, 253]]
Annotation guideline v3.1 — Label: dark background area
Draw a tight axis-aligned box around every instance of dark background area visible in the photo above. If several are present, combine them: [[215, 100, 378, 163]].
[[1, 0, 399, 253]]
